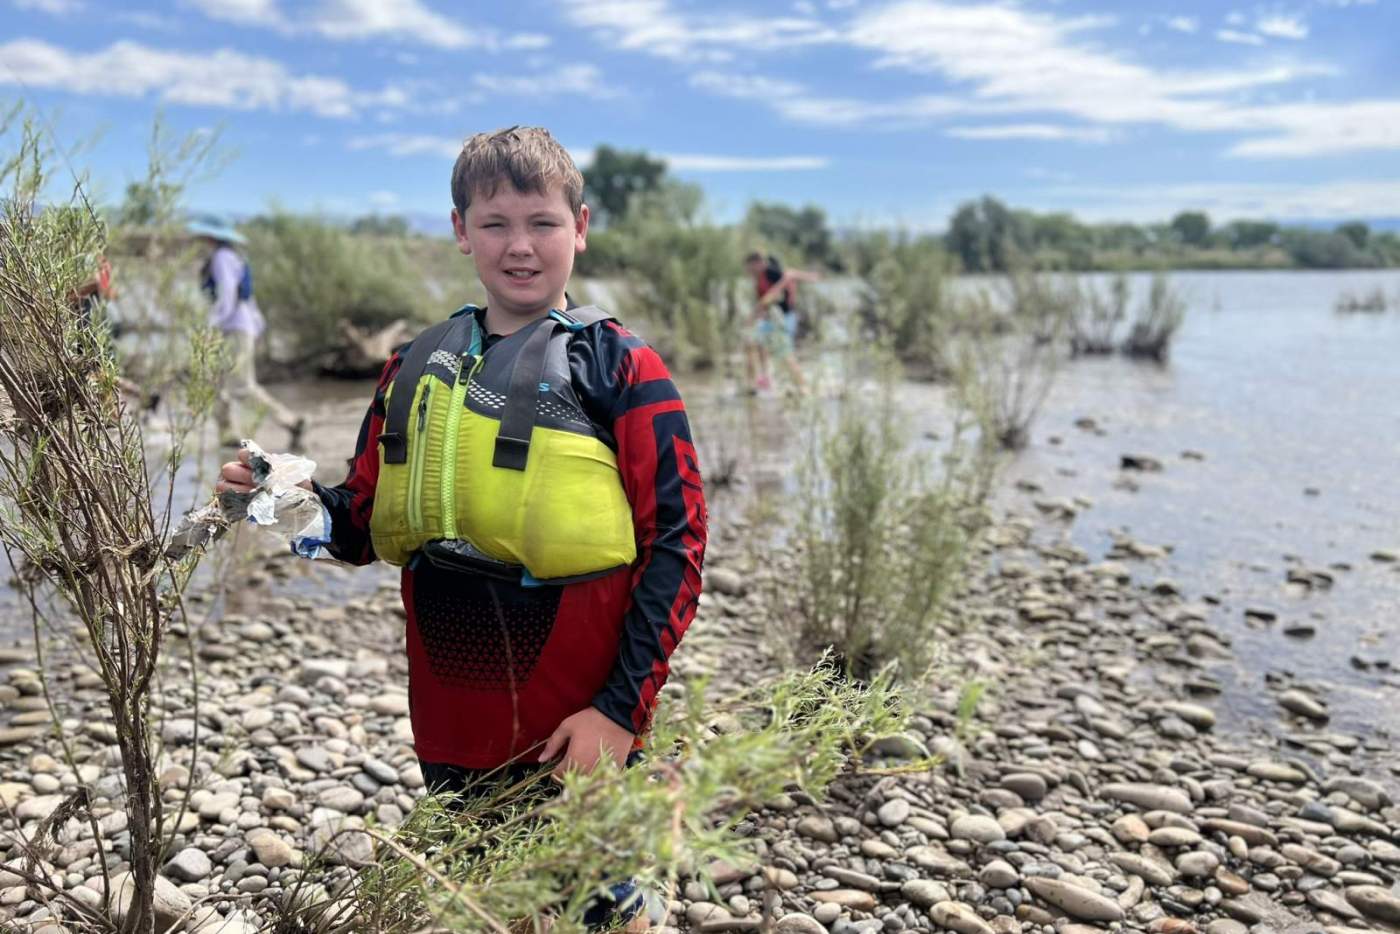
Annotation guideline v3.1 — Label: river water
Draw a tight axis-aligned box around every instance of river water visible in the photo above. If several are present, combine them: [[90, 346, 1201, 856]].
[[685, 269, 1400, 744], [3, 270, 1398, 748]]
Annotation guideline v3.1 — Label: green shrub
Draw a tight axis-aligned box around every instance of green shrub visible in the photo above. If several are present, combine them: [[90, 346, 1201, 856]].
[[1071, 273, 1128, 355], [1122, 273, 1186, 361], [775, 356, 994, 679], [271, 661, 913, 933], [245, 213, 433, 364], [853, 233, 956, 380], [952, 268, 1075, 449]]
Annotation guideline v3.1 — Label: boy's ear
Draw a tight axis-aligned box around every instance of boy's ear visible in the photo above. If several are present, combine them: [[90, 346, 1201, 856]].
[[574, 203, 590, 254], [451, 208, 473, 257]]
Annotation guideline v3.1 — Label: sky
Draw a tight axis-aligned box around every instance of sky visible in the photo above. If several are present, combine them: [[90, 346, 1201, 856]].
[[2, 0, 1398, 232]]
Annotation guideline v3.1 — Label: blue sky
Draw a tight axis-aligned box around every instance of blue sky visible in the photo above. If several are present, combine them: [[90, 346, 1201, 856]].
[[2, 0, 1397, 231]]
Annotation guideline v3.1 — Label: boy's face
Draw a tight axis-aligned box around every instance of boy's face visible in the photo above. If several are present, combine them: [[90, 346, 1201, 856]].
[[452, 182, 588, 326]]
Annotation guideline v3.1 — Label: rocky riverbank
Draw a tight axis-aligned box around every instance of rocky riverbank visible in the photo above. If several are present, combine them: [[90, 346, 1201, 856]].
[[2, 487, 1399, 932]]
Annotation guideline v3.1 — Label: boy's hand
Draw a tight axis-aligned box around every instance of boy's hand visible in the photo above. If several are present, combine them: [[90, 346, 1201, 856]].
[[215, 448, 257, 494], [215, 447, 314, 495], [538, 706, 634, 776]]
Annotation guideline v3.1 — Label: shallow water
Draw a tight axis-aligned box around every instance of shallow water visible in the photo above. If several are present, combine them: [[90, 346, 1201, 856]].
[[689, 269, 1400, 744], [4, 270, 1399, 751]]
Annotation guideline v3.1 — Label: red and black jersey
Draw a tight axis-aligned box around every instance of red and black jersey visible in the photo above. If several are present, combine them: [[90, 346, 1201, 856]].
[[314, 309, 707, 768]]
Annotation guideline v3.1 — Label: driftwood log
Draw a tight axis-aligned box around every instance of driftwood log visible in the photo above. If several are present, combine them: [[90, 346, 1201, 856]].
[[323, 318, 419, 378]]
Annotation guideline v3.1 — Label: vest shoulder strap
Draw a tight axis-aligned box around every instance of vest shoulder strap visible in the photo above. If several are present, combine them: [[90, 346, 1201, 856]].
[[491, 305, 611, 471], [550, 305, 614, 330], [380, 314, 475, 464]]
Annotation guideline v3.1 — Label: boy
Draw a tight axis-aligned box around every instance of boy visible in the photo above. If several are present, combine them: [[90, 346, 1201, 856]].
[[216, 127, 707, 927]]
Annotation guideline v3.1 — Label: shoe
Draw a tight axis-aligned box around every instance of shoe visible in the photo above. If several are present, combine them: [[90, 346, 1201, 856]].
[[287, 416, 307, 451]]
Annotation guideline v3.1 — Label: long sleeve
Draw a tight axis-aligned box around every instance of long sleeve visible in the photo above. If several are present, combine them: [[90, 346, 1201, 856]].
[[312, 353, 402, 565], [572, 322, 708, 734]]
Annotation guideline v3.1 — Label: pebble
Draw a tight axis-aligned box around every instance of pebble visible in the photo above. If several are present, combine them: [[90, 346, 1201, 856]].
[[877, 798, 910, 827], [1023, 878, 1125, 922], [950, 815, 1005, 844], [930, 901, 993, 934], [1100, 783, 1192, 814]]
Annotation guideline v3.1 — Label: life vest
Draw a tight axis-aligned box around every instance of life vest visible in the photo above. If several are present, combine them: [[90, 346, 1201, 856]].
[[368, 305, 637, 583]]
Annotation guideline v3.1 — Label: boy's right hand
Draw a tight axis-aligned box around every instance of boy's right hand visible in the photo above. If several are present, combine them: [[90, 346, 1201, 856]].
[[215, 447, 256, 494], [215, 447, 316, 495]]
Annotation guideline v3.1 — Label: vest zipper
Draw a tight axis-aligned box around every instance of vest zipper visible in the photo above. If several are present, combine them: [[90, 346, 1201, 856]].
[[440, 352, 476, 541], [406, 383, 429, 532]]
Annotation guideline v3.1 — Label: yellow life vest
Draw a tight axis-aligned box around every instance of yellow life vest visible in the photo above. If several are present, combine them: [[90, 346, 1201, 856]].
[[368, 305, 637, 582]]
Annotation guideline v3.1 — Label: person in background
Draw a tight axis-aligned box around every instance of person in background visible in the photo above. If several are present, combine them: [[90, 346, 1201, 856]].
[[742, 251, 818, 395], [190, 215, 304, 449]]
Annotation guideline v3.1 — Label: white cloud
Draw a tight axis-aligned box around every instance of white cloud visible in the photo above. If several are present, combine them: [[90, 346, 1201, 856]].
[[348, 133, 462, 159], [350, 134, 828, 173], [0, 38, 408, 117], [1216, 28, 1266, 44], [825, 1, 1392, 156], [368, 190, 400, 209], [12, 0, 83, 13], [560, 0, 838, 62], [947, 123, 1120, 143], [1225, 10, 1248, 24], [181, 0, 282, 26], [472, 65, 622, 100], [689, 71, 971, 127], [1164, 16, 1199, 33], [1225, 100, 1400, 157], [185, 0, 548, 50], [659, 153, 829, 171], [1256, 13, 1309, 38]]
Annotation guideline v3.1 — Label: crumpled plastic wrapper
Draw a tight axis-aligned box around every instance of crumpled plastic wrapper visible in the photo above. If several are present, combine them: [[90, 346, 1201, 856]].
[[166, 440, 329, 560]]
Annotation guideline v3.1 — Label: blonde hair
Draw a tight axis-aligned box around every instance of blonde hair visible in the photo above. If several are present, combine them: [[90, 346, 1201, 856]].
[[451, 126, 584, 218]]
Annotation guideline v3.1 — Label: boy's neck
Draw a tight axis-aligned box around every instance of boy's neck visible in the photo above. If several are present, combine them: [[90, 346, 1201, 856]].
[[481, 292, 569, 337]]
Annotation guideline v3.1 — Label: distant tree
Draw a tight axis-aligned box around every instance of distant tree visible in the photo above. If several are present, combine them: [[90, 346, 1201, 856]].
[[1169, 211, 1211, 247], [582, 145, 668, 226], [350, 214, 410, 237], [743, 201, 836, 268], [1223, 219, 1279, 250], [945, 195, 1030, 272], [1093, 222, 1151, 254], [1280, 228, 1367, 268], [1336, 221, 1370, 251]]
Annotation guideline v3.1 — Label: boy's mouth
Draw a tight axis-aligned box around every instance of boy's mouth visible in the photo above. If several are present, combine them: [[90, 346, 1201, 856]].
[[505, 268, 539, 282]]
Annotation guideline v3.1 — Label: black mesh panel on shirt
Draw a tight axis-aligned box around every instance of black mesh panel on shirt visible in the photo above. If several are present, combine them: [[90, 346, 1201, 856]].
[[410, 563, 561, 690]]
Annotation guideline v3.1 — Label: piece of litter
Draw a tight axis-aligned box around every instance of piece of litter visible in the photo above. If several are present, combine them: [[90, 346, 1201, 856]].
[[166, 439, 325, 560]]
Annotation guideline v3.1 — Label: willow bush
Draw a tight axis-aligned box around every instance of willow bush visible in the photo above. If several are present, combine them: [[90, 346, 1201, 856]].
[[268, 660, 911, 934], [0, 112, 224, 933], [774, 354, 996, 680], [853, 234, 957, 381]]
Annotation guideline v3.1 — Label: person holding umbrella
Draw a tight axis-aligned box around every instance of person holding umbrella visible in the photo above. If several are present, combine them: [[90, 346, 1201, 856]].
[[190, 215, 304, 449]]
